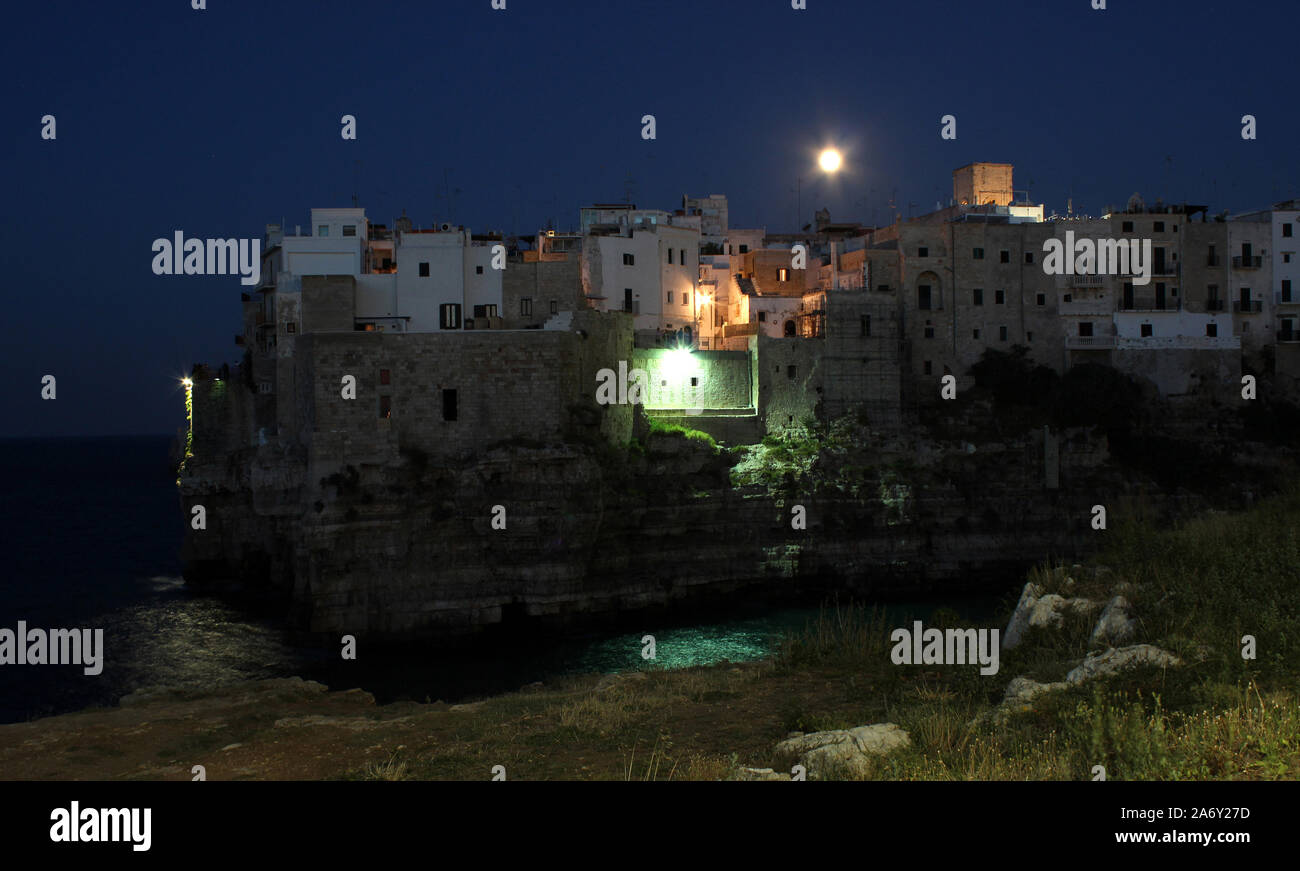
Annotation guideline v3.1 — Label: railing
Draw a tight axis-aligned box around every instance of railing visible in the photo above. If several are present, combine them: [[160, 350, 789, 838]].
[[1233, 255, 1263, 269], [1120, 298, 1174, 311], [1279, 330, 1300, 343], [1206, 256, 1219, 267], [1069, 275, 1106, 287], [1065, 335, 1116, 348], [1234, 300, 1263, 313], [1152, 264, 1178, 276]]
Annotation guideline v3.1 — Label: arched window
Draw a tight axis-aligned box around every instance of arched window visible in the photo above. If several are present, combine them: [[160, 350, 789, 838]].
[[784, 320, 797, 337]]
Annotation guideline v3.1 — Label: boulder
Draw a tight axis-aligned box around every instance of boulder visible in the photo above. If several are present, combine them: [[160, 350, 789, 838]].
[[1003, 582, 1100, 649], [773, 723, 909, 779], [1002, 676, 1069, 706], [732, 767, 790, 781], [1089, 595, 1138, 647], [1065, 644, 1183, 683]]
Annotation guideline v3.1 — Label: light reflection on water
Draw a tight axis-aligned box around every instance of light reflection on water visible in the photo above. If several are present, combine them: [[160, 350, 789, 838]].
[[4, 577, 1006, 723]]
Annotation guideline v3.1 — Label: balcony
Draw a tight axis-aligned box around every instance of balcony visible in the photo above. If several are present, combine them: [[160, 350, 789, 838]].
[[1234, 300, 1263, 313], [1233, 255, 1263, 269], [1069, 274, 1106, 287], [1279, 329, 1300, 343], [1065, 335, 1116, 349], [1119, 298, 1175, 312], [1206, 255, 1220, 267], [1151, 263, 1179, 277]]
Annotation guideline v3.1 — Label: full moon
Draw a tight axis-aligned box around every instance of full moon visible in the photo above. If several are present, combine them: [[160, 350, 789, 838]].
[[818, 148, 842, 173]]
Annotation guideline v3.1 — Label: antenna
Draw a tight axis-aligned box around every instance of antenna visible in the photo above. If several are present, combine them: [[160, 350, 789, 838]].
[[352, 160, 361, 208]]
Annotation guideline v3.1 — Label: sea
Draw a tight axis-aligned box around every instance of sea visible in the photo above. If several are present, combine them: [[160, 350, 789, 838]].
[[0, 435, 1010, 724]]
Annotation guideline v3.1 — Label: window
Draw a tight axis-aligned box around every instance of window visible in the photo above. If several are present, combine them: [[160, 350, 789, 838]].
[[1122, 221, 1134, 233], [787, 365, 796, 380], [924, 326, 935, 339], [778, 268, 790, 281], [286, 322, 296, 334], [918, 246, 929, 258], [473, 304, 497, 319], [343, 225, 357, 237], [1206, 323, 1218, 337], [476, 265, 484, 274], [1036, 293, 1046, 306], [440, 303, 462, 329], [623, 253, 635, 266], [684, 292, 691, 307], [995, 290, 1005, 305], [923, 360, 932, 375], [972, 329, 980, 339], [1140, 323, 1153, 337], [1000, 250, 1010, 263], [1285, 254, 1293, 264], [758, 311, 767, 322], [739, 244, 749, 254], [999, 325, 1008, 341], [1064, 294, 1072, 302], [1025, 252, 1035, 265], [973, 288, 983, 305], [318, 225, 329, 237], [681, 249, 687, 263], [973, 247, 985, 260], [419, 262, 430, 277], [690, 377, 699, 387], [379, 369, 390, 385], [1079, 322, 1093, 337], [1153, 221, 1165, 232], [550, 299, 558, 315], [442, 389, 457, 421], [667, 291, 674, 304], [877, 284, 890, 292], [521, 298, 533, 316], [379, 395, 391, 418], [860, 315, 871, 336], [1284, 280, 1293, 302], [1284, 223, 1293, 238], [918, 284, 932, 310], [667, 249, 674, 264], [1026, 331, 1033, 342]]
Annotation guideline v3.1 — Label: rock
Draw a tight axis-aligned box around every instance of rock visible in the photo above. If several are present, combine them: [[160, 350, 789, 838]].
[[1002, 582, 1044, 649], [1089, 596, 1138, 647], [732, 767, 790, 781], [1065, 644, 1183, 683], [773, 724, 909, 779], [1003, 582, 1100, 649], [1002, 676, 1069, 705]]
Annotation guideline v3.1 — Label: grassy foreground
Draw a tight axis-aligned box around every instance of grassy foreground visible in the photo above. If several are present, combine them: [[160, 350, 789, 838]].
[[1, 492, 1296, 781]]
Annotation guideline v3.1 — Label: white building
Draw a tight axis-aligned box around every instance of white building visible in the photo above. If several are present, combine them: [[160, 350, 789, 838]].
[[262, 208, 504, 333]]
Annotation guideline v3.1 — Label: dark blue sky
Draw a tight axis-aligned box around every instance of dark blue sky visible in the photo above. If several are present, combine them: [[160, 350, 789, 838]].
[[4, 0, 1295, 437]]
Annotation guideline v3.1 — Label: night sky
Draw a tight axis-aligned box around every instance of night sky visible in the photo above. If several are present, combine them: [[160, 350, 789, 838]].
[[4, 0, 1295, 438]]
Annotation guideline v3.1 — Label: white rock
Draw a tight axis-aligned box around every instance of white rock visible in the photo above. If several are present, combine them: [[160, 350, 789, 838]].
[[1089, 595, 1138, 648], [1065, 644, 1182, 683], [773, 724, 909, 779], [1002, 676, 1069, 705]]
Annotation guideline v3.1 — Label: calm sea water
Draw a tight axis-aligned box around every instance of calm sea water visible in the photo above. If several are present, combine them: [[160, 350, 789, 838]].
[[0, 436, 1009, 724]]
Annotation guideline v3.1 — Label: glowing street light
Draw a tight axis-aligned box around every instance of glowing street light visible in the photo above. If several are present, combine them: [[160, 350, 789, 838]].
[[818, 148, 843, 174]]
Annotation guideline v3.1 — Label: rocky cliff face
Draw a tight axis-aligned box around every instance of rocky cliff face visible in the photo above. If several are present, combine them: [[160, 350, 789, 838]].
[[179, 412, 1145, 642]]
